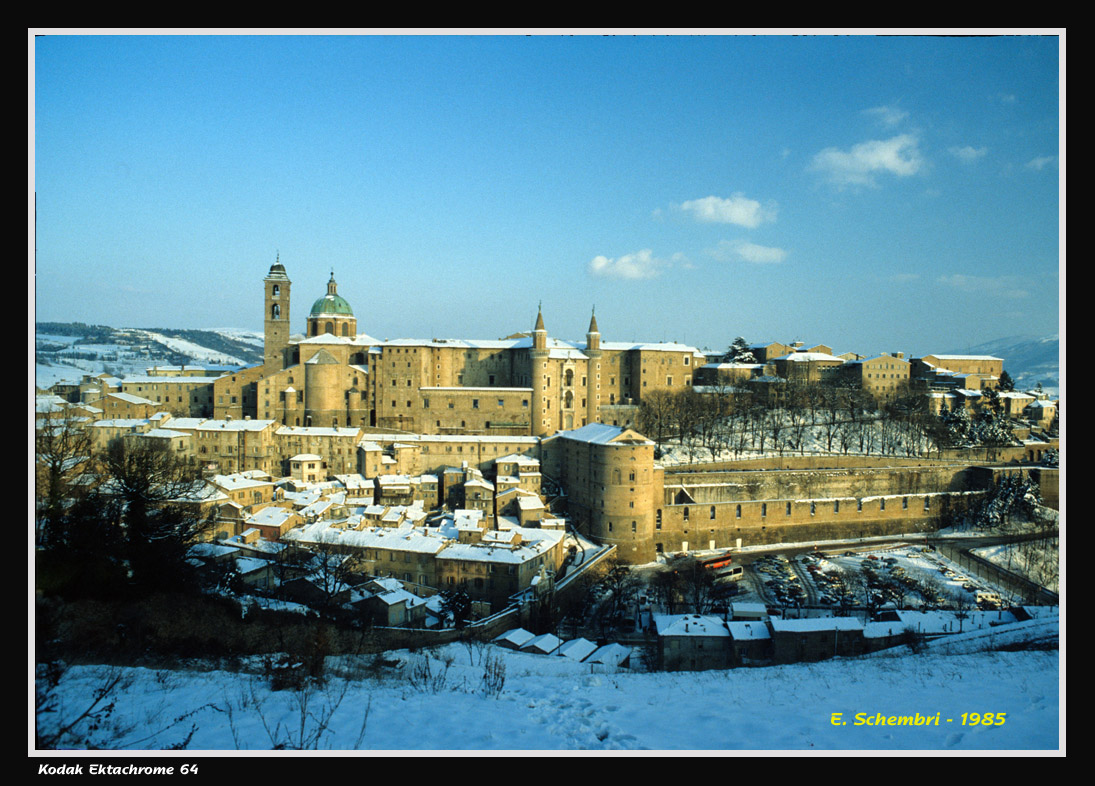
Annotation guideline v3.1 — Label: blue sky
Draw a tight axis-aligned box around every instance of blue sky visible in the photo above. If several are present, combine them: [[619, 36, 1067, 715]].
[[32, 33, 1062, 358]]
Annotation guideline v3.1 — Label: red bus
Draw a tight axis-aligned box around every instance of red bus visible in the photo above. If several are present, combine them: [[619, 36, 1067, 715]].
[[700, 553, 733, 572]]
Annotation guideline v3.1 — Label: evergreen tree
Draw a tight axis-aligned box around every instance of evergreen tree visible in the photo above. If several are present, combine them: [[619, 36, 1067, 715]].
[[723, 337, 757, 364]]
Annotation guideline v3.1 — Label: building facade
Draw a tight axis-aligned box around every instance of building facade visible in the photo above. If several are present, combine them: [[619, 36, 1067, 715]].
[[215, 261, 706, 439]]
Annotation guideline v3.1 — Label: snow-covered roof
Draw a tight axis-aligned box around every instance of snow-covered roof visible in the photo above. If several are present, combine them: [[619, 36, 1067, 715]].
[[887, 610, 1019, 634], [143, 428, 189, 439], [769, 617, 864, 633], [377, 335, 705, 357], [277, 426, 361, 438], [726, 621, 771, 641], [493, 628, 535, 649], [654, 614, 729, 637], [197, 419, 276, 432], [556, 638, 598, 662], [926, 354, 1003, 361], [772, 352, 844, 363], [296, 333, 382, 346], [106, 391, 159, 405], [585, 642, 632, 667], [246, 506, 296, 527], [212, 473, 273, 491], [521, 633, 562, 655], [560, 423, 653, 446]]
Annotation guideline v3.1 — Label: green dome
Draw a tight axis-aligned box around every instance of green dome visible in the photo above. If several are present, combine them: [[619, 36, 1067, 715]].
[[309, 293, 354, 317], [309, 272, 354, 317]]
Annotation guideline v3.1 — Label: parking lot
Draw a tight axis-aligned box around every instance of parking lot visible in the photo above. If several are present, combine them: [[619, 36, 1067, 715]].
[[739, 546, 1013, 613]]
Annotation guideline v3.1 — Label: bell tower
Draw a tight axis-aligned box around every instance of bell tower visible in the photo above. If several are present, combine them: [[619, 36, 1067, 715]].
[[264, 255, 292, 370]]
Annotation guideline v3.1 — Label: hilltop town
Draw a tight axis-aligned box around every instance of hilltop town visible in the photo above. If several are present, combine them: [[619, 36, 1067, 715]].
[[34, 260, 1060, 678]]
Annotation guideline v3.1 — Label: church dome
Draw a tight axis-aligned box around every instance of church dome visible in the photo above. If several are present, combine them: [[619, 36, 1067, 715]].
[[309, 293, 354, 317], [308, 272, 354, 317]]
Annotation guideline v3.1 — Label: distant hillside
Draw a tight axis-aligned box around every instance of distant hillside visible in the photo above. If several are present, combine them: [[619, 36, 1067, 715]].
[[34, 322, 264, 388], [952, 334, 1060, 395]]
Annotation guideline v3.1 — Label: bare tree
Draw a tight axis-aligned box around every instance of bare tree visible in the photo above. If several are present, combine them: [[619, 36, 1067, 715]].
[[99, 436, 210, 592], [35, 412, 95, 548], [636, 389, 675, 453]]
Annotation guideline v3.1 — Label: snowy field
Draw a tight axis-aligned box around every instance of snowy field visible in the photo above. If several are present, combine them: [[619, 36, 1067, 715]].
[[35, 644, 1060, 753]]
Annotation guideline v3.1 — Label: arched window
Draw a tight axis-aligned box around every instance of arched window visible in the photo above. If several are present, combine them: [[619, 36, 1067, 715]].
[[272, 284, 280, 297], [342, 323, 349, 336], [325, 321, 334, 335], [271, 304, 280, 320]]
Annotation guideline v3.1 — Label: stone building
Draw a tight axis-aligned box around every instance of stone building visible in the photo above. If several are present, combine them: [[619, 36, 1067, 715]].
[[215, 260, 705, 439], [839, 353, 911, 402]]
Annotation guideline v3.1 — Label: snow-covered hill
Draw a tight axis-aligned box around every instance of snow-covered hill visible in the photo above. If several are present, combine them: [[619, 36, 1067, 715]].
[[35, 642, 1058, 752], [953, 334, 1060, 395], [34, 323, 264, 388]]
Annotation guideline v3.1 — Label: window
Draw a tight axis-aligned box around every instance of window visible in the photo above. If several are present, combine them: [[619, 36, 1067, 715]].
[[761, 503, 767, 517], [786, 502, 792, 515], [736, 504, 741, 519], [902, 497, 908, 510], [709, 506, 716, 520], [924, 497, 930, 511], [473, 399, 479, 409], [683, 507, 689, 522]]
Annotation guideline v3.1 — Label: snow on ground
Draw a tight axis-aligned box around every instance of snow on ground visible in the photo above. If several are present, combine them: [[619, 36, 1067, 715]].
[[209, 328, 264, 347], [34, 362, 90, 389], [134, 331, 247, 366], [974, 541, 1060, 594], [37, 643, 1059, 752]]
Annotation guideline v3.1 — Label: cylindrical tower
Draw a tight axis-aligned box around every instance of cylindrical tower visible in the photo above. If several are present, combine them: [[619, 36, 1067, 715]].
[[530, 306, 550, 437], [585, 309, 602, 427]]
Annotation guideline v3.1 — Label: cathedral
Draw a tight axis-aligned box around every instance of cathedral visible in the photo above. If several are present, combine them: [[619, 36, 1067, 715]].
[[212, 259, 706, 437]]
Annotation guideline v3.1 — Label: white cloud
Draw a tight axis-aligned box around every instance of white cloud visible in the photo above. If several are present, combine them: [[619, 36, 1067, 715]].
[[588, 249, 667, 280], [677, 194, 777, 228], [937, 274, 1028, 300], [863, 105, 909, 128], [810, 134, 924, 187], [707, 240, 787, 265], [1025, 155, 1058, 171], [950, 145, 988, 163]]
